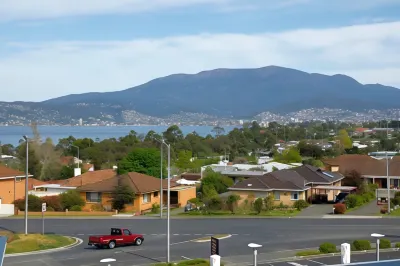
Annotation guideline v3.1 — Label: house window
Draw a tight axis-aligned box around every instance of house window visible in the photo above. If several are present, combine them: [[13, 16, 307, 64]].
[[291, 192, 299, 200], [274, 191, 280, 200], [154, 192, 159, 197], [143, 193, 151, 203], [86, 192, 102, 203]]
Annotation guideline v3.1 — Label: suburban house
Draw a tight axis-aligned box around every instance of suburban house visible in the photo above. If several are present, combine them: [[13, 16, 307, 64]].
[[323, 154, 400, 189], [0, 165, 35, 204], [77, 172, 196, 213], [51, 169, 117, 187], [227, 165, 346, 205], [29, 184, 77, 197]]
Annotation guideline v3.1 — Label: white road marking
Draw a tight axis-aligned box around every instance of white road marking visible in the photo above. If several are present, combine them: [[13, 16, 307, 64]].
[[170, 240, 194, 246], [181, 256, 192, 260], [288, 262, 307, 266], [307, 259, 324, 265], [77, 234, 85, 236], [173, 234, 180, 235]]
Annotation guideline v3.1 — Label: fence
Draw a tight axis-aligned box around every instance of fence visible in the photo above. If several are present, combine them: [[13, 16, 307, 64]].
[[16, 210, 114, 216]]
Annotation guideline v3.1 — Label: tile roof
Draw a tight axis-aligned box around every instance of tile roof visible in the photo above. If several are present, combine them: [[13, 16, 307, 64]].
[[27, 178, 48, 190], [291, 165, 344, 184], [56, 169, 116, 187], [228, 164, 343, 191], [0, 165, 26, 178], [323, 155, 400, 176], [78, 172, 179, 194]]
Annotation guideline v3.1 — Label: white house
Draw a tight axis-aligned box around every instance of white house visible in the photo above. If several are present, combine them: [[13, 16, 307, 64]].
[[29, 184, 76, 197]]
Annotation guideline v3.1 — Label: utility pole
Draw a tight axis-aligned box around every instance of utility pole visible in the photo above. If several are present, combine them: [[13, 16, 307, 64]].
[[160, 143, 163, 218], [23, 135, 29, 235], [166, 141, 171, 263]]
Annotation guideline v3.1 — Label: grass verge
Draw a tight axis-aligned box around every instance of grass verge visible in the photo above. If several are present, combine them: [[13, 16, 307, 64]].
[[295, 250, 321, 256], [179, 209, 299, 217], [193, 234, 231, 242], [5, 234, 75, 254]]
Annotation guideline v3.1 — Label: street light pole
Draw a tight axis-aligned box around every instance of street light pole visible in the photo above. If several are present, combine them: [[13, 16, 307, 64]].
[[166, 141, 171, 263], [23, 135, 29, 235], [387, 151, 390, 214], [160, 143, 163, 218], [371, 233, 384, 261]]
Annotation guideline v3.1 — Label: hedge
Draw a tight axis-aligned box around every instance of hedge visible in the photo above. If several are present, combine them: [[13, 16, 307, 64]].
[[380, 238, 391, 249], [352, 240, 371, 251], [319, 242, 337, 253]]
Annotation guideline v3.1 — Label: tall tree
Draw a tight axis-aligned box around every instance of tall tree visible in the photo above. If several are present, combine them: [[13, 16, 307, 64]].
[[338, 129, 352, 149], [117, 148, 166, 177]]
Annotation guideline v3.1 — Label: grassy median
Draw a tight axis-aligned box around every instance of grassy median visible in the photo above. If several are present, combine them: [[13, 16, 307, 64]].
[[4, 233, 75, 254]]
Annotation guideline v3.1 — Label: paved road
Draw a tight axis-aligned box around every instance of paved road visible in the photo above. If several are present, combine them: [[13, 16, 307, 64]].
[[2, 218, 400, 266], [260, 251, 400, 265]]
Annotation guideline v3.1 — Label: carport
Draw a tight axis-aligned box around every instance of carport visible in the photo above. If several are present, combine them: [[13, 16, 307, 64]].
[[310, 185, 357, 204]]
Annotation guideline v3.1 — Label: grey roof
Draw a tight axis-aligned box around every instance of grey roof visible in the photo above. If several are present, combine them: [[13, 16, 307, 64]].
[[221, 170, 267, 177], [291, 165, 344, 184], [210, 165, 237, 172]]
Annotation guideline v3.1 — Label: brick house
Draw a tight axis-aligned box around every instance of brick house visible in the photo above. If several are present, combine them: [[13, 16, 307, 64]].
[[0, 165, 38, 204], [228, 165, 346, 205], [323, 154, 400, 189], [77, 172, 196, 213]]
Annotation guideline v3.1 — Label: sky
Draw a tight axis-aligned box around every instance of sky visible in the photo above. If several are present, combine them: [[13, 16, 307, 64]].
[[1, 0, 400, 102]]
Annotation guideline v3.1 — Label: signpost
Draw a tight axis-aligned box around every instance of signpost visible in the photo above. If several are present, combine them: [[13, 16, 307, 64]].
[[0, 236, 7, 266], [42, 203, 46, 235], [211, 237, 219, 256]]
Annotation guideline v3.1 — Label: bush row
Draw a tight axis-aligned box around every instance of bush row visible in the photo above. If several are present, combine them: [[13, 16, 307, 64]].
[[13, 190, 85, 212], [297, 239, 396, 257]]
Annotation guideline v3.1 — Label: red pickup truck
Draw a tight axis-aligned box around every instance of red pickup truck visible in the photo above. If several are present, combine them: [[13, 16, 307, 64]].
[[88, 228, 144, 249]]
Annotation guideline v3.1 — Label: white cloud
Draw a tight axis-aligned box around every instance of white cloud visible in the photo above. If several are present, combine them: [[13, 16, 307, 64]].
[[1, 21, 400, 101]]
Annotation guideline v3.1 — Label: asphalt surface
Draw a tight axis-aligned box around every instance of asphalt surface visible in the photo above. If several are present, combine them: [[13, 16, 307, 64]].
[[260, 251, 400, 265], [2, 218, 400, 266]]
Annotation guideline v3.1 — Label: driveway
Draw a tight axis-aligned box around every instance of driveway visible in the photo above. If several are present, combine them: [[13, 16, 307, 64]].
[[297, 204, 334, 217], [346, 201, 381, 216]]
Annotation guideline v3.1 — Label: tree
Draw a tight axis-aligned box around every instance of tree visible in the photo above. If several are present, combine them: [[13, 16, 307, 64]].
[[111, 185, 135, 211], [201, 168, 233, 195], [274, 147, 302, 163], [16, 142, 42, 178], [338, 129, 352, 149], [163, 125, 184, 145], [117, 148, 166, 178], [253, 198, 263, 214], [175, 150, 194, 170], [212, 126, 225, 137], [226, 194, 241, 214], [264, 194, 274, 211]]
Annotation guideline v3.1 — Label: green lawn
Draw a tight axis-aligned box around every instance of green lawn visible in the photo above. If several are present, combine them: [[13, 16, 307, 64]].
[[5, 234, 75, 254], [387, 208, 400, 216], [178, 209, 299, 217]]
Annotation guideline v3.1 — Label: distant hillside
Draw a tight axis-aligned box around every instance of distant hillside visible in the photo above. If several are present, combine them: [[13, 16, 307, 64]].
[[1, 66, 400, 123]]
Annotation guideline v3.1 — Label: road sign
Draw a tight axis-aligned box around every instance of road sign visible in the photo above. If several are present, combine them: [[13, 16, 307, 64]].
[[211, 237, 219, 256], [42, 203, 47, 212], [0, 236, 7, 266]]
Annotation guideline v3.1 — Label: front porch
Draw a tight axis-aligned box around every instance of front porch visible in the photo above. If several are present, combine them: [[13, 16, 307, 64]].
[[364, 176, 400, 189]]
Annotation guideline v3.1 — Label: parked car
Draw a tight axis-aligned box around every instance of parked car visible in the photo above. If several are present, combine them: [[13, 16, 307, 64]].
[[334, 192, 350, 203], [88, 228, 144, 249]]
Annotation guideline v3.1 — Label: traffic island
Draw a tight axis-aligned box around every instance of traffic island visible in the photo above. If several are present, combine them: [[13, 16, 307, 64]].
[[5, 233, 76, 255], [192, 234, 231, 243]]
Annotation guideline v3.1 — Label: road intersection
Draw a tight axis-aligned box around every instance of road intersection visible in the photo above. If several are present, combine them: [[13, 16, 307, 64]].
[[2, 218, 400, 266]]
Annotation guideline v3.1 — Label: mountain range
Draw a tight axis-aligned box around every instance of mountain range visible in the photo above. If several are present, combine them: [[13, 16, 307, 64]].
[[1, 66, 400, 123]]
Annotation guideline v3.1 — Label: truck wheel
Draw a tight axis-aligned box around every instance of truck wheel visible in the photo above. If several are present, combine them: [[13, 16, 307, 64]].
[[108, 241, 116, 249], [135, 238, 143, 246]]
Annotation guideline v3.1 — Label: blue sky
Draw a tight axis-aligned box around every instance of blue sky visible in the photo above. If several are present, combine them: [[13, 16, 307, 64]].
[[1, 0, 400, 101]]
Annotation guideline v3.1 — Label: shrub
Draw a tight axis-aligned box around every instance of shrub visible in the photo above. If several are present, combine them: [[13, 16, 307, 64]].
[[111, 185, 135, 211], [353, 240, 371, 251], [13, 195, 43, 211], [295, 250, 320, 257], [41, 195, 63, 211], [206, 196, 223, 211], [47, 206, 55, 212], [334, 203, 346, 214], [60, 190, 85, 210], [152, 203, 160, 213], [345, 194, 363, 209], [319, 242, 337, 253], [391, 197, 400, 206], [293, 200, 309, 211], [395, 242, 400, 248], [90, 203, 104, 211], [395, 191, 400, 198], [70, 205, 82, 211], [380, 238, 391, 249], [380, 207, 388, 214], [226, 194, 241, 214], [253, 198, 263, 214], [188, 198, 202, 205], [264, 194, 274, 211]]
